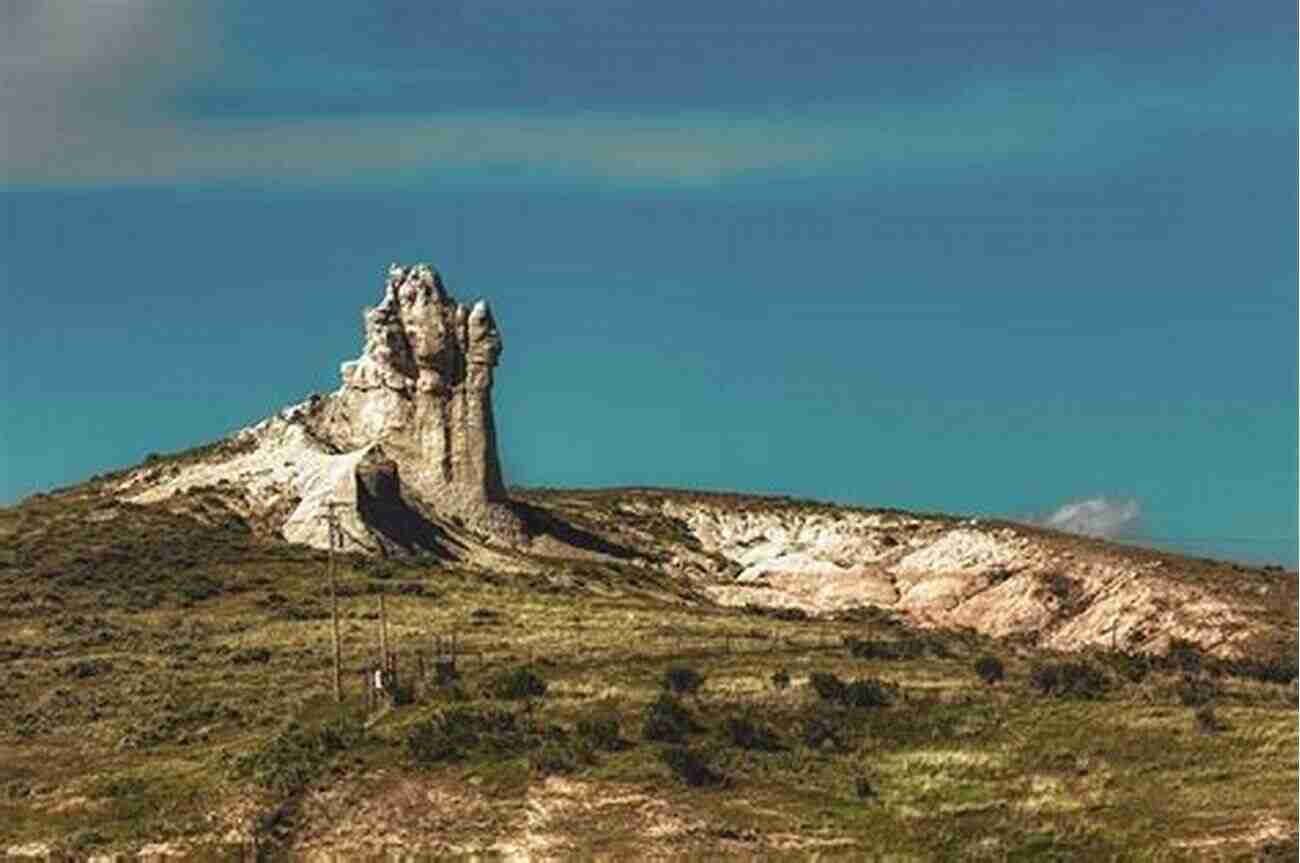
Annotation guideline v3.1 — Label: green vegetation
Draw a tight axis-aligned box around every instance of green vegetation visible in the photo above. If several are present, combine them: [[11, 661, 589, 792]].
[[973, 653, 1005, 685], [1028, 660, 1110, 699], [641, 693, 697, 743], [0, 482, 1295, 858], [485, 664, 548, 700], [662, 665, 704, 694]]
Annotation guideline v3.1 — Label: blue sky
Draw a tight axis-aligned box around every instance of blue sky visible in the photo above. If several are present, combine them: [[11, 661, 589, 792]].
[[2, 1, 1296, 565]]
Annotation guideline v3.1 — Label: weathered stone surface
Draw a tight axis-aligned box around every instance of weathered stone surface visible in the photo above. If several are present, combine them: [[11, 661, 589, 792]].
[[121, 262, 522, 552], [302, 263, 519, 537]]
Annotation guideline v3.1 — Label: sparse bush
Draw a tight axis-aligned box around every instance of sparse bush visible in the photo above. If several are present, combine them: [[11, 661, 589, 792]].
[[366, 559, 402, 580], [231, 647, 272, 665], [1043, 573, 1077, 604], [721, 715, 783, 751], [406, 707, 521, 765], [809, 671, 892, 708], [1165, 639, 1203, 674], [315, 713, 365, 753], [388, 679, 416, 707], [488, 665, 547, 700], [470, 607, 503, 626], [973, 655, 1005, 685], [642, 694, 696, 743], [843, 678, 893, 708], [809, 671, 847, 703], [771, 669, 791, 690], [1100, 650, 1150, 684], [405, 716, 460, 764], [529, 738, 592, 775], [659, 745, 723, 787], [846, 637, 914, 660], [1194, 704, 1226, 734], [663, 666, 704, 695], [67, 829, 106, 851], [234, 716, 361, 794], [576, 712, 623, 751], [65, 658, 112, 679], [1176, 673, 1219, 707], [1029, 662, 1108, 699], [802, 711, 845, 750], [433, 660, 461, 688], [1221, 642, 1299, 685]]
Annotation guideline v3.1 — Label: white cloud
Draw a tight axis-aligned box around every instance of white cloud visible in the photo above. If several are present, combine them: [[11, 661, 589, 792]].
[[1043, 497, 1142, 540]]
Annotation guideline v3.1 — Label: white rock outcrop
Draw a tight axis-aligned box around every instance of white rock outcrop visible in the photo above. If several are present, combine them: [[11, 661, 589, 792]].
[[120, 262, 522, 553]]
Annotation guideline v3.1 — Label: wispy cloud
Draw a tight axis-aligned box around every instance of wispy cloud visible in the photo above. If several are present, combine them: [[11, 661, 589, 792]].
[[1, 2, 1288, 187], [1043, 497, 1142, 540]]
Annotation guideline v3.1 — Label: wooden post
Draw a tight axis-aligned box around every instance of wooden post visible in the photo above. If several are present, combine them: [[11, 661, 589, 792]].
[[321, 501, 346, 705], [379, 592, 389, 671]]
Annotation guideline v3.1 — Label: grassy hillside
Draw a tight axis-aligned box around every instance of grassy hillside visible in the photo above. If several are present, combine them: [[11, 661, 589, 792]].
[[0, 481, 1296, 859]]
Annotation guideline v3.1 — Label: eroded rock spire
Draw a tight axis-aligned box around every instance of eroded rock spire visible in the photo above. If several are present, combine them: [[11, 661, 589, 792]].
[[121, 261, 522, 553], [313, 263, 512, 520]]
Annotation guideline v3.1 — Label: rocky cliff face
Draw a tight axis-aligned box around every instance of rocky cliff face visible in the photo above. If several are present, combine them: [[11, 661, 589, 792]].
[[514, 489, 1296, 660], [118, 262, 522, 553], [314, 263, 507, 513]]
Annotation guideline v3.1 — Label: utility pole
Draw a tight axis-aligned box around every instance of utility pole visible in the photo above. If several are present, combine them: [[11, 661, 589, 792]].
[[379, 591, 390, 672], [320, 501, 346, 704]]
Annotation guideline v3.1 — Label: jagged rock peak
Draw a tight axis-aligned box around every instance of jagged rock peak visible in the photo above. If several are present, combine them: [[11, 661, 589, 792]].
[[309, 262, 513, 528], [120, 260, 524, 555]]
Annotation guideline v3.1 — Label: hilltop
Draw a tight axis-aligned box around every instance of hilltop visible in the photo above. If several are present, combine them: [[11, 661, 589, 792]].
[[0, 263, 1295, 858]]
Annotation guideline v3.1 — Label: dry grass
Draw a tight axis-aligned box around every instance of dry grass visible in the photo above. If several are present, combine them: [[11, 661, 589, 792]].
[[0, 483, 1295, 859]]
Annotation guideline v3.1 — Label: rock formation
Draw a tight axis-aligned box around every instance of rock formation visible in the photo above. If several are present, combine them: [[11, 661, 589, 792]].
[[306, 263, 511, 524], [121, 262, 523, 553]]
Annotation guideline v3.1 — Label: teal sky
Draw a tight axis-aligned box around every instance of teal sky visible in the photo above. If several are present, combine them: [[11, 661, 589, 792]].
[[2, 1, 1296, 565]]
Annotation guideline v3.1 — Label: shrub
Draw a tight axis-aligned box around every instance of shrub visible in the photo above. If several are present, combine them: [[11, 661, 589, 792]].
[[231, 647, 272, 665], [234, 716, 361, 794], [65, 658, 112, 679], [315, 713, 365, 753], [803, 712, 845, 750], [842, 678, 893, 708], [642, 694, 696, 743], [67, 829, 106, 851], [1043, 573, 1077, 604], [845, 637, 919, 660], [1165, 639, 1203, 674], [770, 669, 791, 690], [845, 635, 947, 660], [854, 775, 875, 800], [810, 672, 892, 708], [388, 680, 416, 707], [809, 672, 847, 703], [973, 655, 1005, 685], [488, 666, 547, 700], [1029, 662, 1108, 699], [1101, 650, 1150, 684], [660, 745, 723, 787], [575, 713, 623, 751], [663, 666, 704, 695], [721, 715, 783, 751], [1176, 673, 1220, 707], [406, 707, 520, 764], [1194, 704, 1226, 734], [366, 559, 402, 580], [529, 739, 593, 775], [1222, 642, 1299, 685]]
